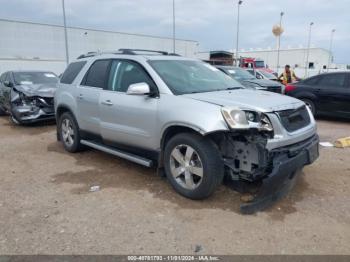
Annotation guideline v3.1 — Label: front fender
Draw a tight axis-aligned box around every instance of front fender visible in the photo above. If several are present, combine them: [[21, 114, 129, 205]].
[[158, 94, 229, 139]]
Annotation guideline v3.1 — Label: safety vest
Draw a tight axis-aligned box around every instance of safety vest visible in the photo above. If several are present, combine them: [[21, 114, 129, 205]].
[[280, 70, 297, 85]]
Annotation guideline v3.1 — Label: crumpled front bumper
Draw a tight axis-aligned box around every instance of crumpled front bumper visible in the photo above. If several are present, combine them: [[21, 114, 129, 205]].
[[240, 134, 319, 214], [12, 105, 55, 123]]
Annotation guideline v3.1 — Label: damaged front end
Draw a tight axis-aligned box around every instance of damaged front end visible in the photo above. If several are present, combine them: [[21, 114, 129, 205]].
[[215, 106, 319, 214], [11, 89, 55, 124]]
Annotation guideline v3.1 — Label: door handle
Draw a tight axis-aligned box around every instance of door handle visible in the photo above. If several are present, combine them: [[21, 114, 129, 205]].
[[78, 94, 84, 100], [101, 100, 113, 106]]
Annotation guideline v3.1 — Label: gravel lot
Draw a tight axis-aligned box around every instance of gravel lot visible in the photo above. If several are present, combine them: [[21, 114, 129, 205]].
[[0, 116, 349, 255]]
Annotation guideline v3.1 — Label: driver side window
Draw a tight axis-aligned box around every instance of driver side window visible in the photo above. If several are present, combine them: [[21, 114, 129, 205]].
[[107, 60, 155, 92]]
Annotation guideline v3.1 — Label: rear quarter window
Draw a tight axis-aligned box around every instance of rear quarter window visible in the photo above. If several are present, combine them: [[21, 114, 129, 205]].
[[60, 61, 87, 84]]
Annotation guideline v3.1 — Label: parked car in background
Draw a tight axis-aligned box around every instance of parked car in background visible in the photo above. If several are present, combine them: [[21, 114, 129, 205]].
[[217, 66, 284, 94], [285, 72, 350, 118], [0, 71, 58, 124], [55, 49, 319, 214], [246, 68, 279, 82]]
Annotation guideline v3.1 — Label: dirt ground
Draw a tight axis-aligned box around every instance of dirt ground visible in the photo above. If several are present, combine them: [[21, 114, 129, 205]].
[[0, 116, 349, 255]]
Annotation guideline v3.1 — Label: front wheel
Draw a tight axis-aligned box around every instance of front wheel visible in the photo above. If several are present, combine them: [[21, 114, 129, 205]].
[[58, 112, 83, 153], [301, 98, 316, 115], [164, 133, 224, 200]]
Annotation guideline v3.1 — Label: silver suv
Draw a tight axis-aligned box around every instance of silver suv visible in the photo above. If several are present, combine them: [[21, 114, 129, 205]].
[[55, 49, 319, 213]]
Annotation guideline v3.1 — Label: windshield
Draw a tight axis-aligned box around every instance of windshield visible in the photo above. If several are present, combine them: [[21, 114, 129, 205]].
[[148, 60, 243, 95], [224, 67, 256, 81], [257, 70, 277, 79], [255, 61, 265, 68], [14, 72, 58, 85]]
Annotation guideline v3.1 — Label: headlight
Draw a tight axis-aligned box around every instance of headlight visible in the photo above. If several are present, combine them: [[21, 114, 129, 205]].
[[221, 107, 249, 129], [18, 93, 37, 106], [222, 107, 274, 132], [245, 111, 259, 122]]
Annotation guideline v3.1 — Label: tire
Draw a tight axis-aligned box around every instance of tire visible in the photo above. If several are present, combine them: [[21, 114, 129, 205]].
[[58, 112, 83, 153], [164, 133, 224, 200], [301, 98, 316, 115]]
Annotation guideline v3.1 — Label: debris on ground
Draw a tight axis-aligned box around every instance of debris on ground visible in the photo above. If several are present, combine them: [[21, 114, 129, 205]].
[[89, 185, 100, 192], [334, 137, 350, 148], [194, 244, 203, 253], [319, 142, 334, 147]]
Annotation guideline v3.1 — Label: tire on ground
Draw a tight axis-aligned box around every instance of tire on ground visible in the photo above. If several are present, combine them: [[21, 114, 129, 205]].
[[164, 132, 224, 200], [58, 112, 83, 153]]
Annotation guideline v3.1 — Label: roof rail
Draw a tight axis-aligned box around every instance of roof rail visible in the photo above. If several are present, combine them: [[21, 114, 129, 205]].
[[118, 49, 169, 55], [77, 49, 181, 59]]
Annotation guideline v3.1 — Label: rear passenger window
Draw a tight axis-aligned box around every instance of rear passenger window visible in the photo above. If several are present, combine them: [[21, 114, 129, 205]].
[[83, 60, 110, 88], [318, 74, 346, 88], [60, 61, 87, 84]]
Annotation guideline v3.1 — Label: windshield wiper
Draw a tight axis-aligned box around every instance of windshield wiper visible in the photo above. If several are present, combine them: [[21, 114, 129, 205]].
[[224, 87, 242, 90]]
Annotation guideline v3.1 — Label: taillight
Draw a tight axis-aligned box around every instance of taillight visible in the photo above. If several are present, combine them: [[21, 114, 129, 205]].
[[285, 84, 296, 93]]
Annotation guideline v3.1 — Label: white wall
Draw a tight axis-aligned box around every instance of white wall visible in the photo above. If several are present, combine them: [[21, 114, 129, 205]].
[[0, 19, 198, 75]]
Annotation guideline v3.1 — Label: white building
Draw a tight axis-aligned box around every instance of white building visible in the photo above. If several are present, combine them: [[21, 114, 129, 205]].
[[0, 19, 199, 75]]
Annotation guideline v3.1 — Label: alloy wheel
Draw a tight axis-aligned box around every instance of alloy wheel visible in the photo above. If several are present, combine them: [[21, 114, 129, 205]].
[[170, 144, 203, 190], [61, 118, 75, 147]]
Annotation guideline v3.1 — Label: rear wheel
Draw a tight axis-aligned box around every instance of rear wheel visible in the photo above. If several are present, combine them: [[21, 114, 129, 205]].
[[58, 112, 83, 152], [301, 98, 316, 115], [164, 133, 224, 200]]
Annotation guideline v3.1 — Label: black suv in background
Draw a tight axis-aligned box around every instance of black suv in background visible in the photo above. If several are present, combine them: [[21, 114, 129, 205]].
[[285, 72, 350, 118]]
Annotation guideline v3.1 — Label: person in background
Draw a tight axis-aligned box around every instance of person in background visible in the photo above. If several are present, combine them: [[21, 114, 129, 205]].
[[279, 64, 300, 85]]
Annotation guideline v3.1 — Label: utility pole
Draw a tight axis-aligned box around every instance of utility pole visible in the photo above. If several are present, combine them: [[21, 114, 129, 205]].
[[62, 0, 69, 65], [276, 12, 284, 75], [327, 29, 336, 72], [305, 22, 314, 78], [235, 0, 243, 66], [172, 0, 176, 54]]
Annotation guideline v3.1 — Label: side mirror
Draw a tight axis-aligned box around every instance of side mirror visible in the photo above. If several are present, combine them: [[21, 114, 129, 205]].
[[126, 82, 151, 95], [256, 74, 263, 79], [3, 81, 13, 87]]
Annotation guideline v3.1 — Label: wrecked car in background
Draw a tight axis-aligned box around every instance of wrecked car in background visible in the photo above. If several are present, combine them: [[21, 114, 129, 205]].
[[0, 71, 58, 124], [55, 49, 319, 214]]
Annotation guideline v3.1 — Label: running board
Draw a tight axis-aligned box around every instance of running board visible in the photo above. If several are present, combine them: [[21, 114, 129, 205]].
[[80, 140, 153, 167]]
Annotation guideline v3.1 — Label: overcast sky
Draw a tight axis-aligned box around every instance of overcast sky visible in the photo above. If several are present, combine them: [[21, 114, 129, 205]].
[[0, 0, 349, 63]]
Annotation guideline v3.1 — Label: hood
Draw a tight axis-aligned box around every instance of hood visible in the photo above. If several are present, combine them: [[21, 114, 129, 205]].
[[243, 78, 281, 87], [14, 83, 57, 98], [182, 89, 304, 112]]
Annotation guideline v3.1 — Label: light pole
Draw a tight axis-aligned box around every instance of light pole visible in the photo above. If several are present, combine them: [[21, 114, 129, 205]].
[[235, 0, 243, 66], [276, 12, 284, 75], [172, 0, 176, 54], [62, 0, 69, 65], [327, 29, 336, 72], [305, 22, 314, 78]]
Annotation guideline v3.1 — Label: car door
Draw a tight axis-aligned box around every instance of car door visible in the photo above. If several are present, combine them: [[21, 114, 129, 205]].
[[77, 59, 111, 134], [99, 59, 159, 150], [339, 73, 350, 116], [315, 73, 348, 115]]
